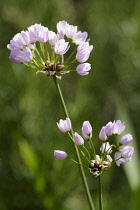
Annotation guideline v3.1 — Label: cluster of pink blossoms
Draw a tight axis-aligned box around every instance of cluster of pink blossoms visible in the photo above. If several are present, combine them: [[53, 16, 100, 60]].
[[54, 118, 134, 176], [7, 21, 93, 76]]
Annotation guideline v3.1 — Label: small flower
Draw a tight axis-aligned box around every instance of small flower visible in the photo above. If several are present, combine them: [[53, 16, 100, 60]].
[[82, 121, 92, 139], [100, 142, 112, 154], [73, 31, 88, 45], [114, 146, 134, 166], [54, 150, 68, 159], [99, 126, 107, 141], [74, 132, 84, 146], [76, 63, 91, 75], [105, 122, 114, 136], [57, 20, 69, 36], [120, 134, 133, 146], [48, 30, 58, 46], [9, 47, 33, 64], [106, 155, 113, 163], [57, 118, 71, 133], [113, 120, 125, 135], [36, 26, 49, 43], [54, 39, 70, 55], [77, 42, 93, 53], [65, 24, 78, 39], [76, 48, 90, 63]]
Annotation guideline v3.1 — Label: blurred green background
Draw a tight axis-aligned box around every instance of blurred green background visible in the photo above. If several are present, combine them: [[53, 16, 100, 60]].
[[0, 0, 140, 209]]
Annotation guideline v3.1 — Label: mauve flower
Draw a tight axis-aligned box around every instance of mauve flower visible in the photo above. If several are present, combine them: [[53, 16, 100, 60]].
[[77, 42, 93, 53], [120, 134, 133, 146], [36, 26, 48, 43], [57, 118, 71, 133], [9, 47, 33, 64], [105, 122, 114, 136], [48, 30, 58, 46], [65, 24, 78, 39], [100, 142, 112, 154], [74, 132, 84, 146], [54, 150, 68, 159], [76, 48, 90, 62], [114, 146, 134, 166], [57, 20, 69, 36], [99, 126, 107, 141], [113, 120, 125, 135], [54, 39, 70, 55], [73, 31, 88, 45], [28, 23, 42, 39], [82, 121, 92, 139], [76, 63, 91, 75]]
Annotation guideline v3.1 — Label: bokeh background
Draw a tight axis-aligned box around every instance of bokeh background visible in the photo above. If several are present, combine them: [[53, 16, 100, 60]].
[[0, 0, 140, 209]]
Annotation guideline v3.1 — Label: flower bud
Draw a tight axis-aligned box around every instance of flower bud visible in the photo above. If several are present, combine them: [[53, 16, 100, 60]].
[[113, 120, 125, 135], [120, 134, 133, 146], [100, 142, 112, 154], [81, 121, 92, 139], [105, 122, 114, 136], [99, 126, 107, 141], [74, 132, 84, 146], [54, 150, 68, 159], [57, 118, 71, 133], [114, 146, 134, 166]]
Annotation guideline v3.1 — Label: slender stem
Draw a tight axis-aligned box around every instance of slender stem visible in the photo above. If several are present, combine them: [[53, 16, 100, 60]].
[[53, 76, 95, 210], [98, 176, 103, 210]]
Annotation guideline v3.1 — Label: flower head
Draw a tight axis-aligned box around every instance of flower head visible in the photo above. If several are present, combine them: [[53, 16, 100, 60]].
[[57, 118, 71, 133], [54, 150, 68, 159]]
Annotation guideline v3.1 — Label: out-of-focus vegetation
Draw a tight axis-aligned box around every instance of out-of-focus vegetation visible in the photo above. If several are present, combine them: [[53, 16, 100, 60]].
[[0, 0, 140, 209]]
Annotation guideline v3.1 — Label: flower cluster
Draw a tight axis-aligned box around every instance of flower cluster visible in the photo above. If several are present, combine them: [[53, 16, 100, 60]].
[[54, 118, 134, 176], [7, 21, 93, 77]]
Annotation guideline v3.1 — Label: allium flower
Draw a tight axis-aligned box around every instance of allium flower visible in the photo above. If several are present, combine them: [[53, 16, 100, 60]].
[[74, 132, 84, 146], [57, 118, 71, 133], [54, 150, 68, 159], [113, 120, 125, 135], [105, 122, 114, 136], [82, 121, 92, 139], [28, 23, 43, 41], [77, 42, 93, 53], [76, 48, 90, 63], [57, 20, 69, 36], [36, 26, 49, 43], [54, 39, 70, 55], [9, 47, 33, 64], [114, 146, 134, 166], [76, 63, 91, 75], [120, 134, 133, 146], [99, 126, 107, 141], [100, 142, 112, 154], [8, 21, 93, 76], [73, 31, 88, 45], [48, 30, 58, 46], [65, 24, 78, 39]]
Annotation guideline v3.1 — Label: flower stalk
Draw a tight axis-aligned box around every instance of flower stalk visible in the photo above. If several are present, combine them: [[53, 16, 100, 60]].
[[53, 76, 95, 210], [98, 176, 103, 210]]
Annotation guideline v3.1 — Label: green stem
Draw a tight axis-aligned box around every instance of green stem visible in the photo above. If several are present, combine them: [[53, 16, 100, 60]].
[[53, 76, 95, 210], [98, 176, 103, 210]]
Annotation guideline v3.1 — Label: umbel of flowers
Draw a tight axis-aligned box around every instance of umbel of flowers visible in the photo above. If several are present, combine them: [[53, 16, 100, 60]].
[[54, 118, 134, 176], [7, 21, 93, 77]]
